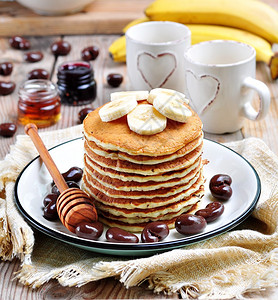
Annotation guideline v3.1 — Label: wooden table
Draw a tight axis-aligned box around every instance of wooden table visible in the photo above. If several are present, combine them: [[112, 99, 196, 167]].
[[1, 0, 278, 299]]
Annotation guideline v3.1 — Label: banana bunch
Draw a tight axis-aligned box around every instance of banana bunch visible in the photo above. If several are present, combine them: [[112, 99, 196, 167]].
[[99, 89, 191, 135], [109, 0, 278, 79], [145, 0, 278, 44]]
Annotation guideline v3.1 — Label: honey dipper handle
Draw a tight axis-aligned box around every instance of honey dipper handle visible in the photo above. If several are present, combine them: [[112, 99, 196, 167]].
[[25, 123, 68, 193]]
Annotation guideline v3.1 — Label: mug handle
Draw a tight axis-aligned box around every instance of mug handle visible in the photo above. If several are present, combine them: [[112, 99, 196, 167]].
[[241, 77, 270, 121]]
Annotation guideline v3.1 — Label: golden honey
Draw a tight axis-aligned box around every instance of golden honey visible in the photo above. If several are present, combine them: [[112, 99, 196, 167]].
[[18, 79, 61, 128]]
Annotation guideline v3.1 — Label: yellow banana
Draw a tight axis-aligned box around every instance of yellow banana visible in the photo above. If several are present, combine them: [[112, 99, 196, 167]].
[[108, 24, 278, 79], [145, 0, 278, 44], [109, 35, 126, 62], [188, 25, 274, 64]]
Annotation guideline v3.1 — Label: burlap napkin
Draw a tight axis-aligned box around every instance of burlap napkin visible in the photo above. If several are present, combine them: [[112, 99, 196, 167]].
[[0, 125, 278, 299]]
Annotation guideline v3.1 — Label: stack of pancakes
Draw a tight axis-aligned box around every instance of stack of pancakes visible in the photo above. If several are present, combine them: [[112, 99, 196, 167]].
[[81, 104, 204, 232]]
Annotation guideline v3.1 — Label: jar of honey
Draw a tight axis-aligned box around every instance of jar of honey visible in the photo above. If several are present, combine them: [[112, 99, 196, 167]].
[[18, 79, 61, 128], [57, 61, 97, 106]]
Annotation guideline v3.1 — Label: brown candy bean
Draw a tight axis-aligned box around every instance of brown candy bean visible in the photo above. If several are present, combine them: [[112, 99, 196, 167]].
[[0, 62, 13, 76], [51, 41, 71, 56], [43, 193, 59, 207], [24, 51, 43, 63], [175, 214, 207, 235], [62, 166, 83, 182], [9, 36, 30, 50], [51, 181, 80, 195], [106, 227, 139, 243], [28, 68, 49, 80], [209, 174, 232, 201], [141, 221, 169, 243], [81, 46, 99, 61], [195, 201, 224, 222], [210, 174, 232, 186], [107, 73, 123, 87], [0, 81, 16, 95], [75, 222, 103, 240], [43, 199, 59, 220], [0, 122, 17, 137], [78, 107, 94, 123]]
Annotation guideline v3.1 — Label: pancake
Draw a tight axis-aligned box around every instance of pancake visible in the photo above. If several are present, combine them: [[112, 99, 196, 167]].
[[81, 96, 204, 232], [84, 155, 202, 182], [84, 141, 203, 175], [83, 168, 203, 199], [82, 173, 204, 209], [83, 104, 202, 156], [84, 157, 202, 191], [85, 132, 203, 165], [98, 201, 200, 232], [98, 197, 201, 222]]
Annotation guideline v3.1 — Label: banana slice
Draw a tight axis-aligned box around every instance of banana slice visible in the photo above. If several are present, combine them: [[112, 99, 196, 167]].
[[127, 104, 167, 135], [99, 96, 138, 122], [147, 88, 189, 105], [153, 93, 192, 123], [111, 91, 149, 101]]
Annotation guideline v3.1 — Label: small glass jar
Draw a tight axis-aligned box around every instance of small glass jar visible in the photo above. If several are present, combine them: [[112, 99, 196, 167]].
[[57, 61, 97, 106], [18, 79, 61, 128]]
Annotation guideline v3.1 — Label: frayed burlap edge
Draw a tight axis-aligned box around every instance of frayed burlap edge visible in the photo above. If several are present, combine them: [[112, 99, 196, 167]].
[[0, 125, 83, 262]]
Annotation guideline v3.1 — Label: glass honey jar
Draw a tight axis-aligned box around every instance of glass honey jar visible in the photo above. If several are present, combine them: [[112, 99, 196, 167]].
[[18, 79, 61, 128]]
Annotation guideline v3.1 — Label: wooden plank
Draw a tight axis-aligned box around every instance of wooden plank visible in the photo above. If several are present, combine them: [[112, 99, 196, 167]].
[[0, 258, 177, 299], [0, 0, 152, 36]]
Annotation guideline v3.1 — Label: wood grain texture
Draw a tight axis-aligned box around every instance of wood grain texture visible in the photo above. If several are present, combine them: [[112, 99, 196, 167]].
[[0, 35, 56, 157], [1, 33, 278, 299], [0, 0, 152, 36], [58, 188, 98, 232], [24, 123, 69, 192], [242, 62, 278, 153], [0, 258, 177, 299], [1, 0, 278, 298]]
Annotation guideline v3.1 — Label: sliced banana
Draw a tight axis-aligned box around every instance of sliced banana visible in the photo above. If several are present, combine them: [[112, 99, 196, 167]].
[[99, 96, 138, 122], [127, 104, 167, 135], [153, 93, 192, 123], [111, 91, 149, 101], [147, 88, 189, 105]]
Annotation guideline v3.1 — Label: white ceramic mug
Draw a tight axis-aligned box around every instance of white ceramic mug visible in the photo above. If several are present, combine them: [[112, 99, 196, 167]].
[[126, 21, 191, 94], [184, 40, 270, 134]]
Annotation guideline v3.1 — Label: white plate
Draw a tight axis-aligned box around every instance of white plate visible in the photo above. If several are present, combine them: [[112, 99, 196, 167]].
[[14, 138, 260, 256]]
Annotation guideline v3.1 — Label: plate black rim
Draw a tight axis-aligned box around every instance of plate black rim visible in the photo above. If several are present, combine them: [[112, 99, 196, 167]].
[[14, 137, 261, 252]]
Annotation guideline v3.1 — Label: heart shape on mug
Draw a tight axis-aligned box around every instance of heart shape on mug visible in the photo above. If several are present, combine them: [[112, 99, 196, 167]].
[[137, 52, 177, 89], [186, 70, 220, 115]]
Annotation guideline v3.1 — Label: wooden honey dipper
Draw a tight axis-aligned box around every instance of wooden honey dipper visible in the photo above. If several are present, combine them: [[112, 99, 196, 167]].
[[25, 123, 98, 233]]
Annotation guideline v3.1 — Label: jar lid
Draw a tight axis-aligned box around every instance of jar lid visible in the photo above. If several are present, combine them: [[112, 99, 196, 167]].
[[58, 61, 94, 78], [19, 79, 58, 100]]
